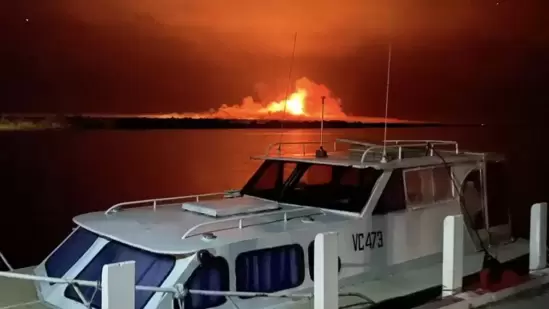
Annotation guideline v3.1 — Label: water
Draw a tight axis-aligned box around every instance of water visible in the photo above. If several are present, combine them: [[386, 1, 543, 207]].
[[0, 126, 547, 268]]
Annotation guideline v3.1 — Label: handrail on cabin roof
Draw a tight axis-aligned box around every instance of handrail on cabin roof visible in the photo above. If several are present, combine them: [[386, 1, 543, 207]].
[[359, 140, 459, 163], [181, 206, 322, 239], [104, 191, 324, 240], [105, 191, 240, 215], [263, 139, 460, 163]]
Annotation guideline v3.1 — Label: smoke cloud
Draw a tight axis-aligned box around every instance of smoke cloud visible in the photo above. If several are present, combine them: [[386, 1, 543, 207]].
[[176, 77, 347, 120]]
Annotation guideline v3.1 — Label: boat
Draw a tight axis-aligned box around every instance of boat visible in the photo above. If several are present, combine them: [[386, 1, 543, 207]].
[[0, 138, 531, 309]]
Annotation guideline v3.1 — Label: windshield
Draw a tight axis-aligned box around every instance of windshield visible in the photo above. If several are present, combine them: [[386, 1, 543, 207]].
[[241, 160, 382, 213]]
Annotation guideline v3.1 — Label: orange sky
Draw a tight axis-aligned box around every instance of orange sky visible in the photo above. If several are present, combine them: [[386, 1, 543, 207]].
[[64, 0, 483, 56]]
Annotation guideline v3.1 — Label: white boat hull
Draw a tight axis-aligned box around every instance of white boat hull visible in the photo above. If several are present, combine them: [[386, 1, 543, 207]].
[[1, 237, 529, 309]]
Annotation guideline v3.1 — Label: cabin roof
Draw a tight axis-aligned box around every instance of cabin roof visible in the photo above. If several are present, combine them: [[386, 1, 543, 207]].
[[252, 139, 503, 169], [73, 202, 352, 255]]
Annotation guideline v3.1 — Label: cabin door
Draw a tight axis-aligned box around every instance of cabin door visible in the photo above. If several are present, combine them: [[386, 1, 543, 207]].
[[461, 162, 511, 246], [484, 161, 510, 228], [462, 169, 485, 231]]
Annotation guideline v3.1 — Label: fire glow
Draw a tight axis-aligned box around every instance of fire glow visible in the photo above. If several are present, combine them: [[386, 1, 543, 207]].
[[260, 88, 308, 117], [178, 77, 348, 121]]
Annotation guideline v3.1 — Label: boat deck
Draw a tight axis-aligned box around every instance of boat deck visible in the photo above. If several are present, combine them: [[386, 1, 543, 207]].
[[481, 283, 549, 309], [0, 267, 47, 309], [273, 239, 530, 309]]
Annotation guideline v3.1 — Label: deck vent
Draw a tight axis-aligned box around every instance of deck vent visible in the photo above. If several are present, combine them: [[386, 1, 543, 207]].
[[182, 195, 280, 217]]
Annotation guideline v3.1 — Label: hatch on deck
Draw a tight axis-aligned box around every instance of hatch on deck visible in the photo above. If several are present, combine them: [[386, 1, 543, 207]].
[[181, 196, 280, 217]]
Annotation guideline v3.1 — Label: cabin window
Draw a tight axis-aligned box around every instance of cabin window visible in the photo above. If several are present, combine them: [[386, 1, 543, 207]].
[[432, 166, 454, 201], [308, 241, 341, 280], [404, 166, 454, 206], [373, 170, 406, 215], [241, 160, 298, 200], [235, 244, 305, 297], [300, 164, 333, 186], [286, 165, 381, 213], [64, 241, 175, 309], [175, 256, 229, 309], [45, 227, 98, 280], [242, 161, 382, 213]]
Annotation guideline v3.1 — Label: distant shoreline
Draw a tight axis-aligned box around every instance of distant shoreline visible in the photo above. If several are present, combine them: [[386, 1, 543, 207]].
[[0, 120, 61, 131], [65, 116, 448, 130], [0, 116, 476, 131]]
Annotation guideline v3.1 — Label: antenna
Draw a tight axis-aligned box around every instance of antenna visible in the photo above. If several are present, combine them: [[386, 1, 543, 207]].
[[315, 96, 328, 158], [277, 32, 298, 153], [320, 95, 326, 146], [381, 43, 393, 163]]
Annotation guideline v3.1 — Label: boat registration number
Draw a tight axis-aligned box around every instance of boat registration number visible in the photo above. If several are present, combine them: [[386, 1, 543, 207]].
[[352, 231, 384, 251]]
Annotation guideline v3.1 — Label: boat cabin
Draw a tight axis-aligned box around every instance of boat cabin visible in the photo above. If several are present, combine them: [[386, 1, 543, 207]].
[[249, 139, 510, 233]]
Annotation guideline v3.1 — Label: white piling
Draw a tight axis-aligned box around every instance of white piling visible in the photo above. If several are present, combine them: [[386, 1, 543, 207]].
[[529, 202, 547, 271], [314, 231, 339, 309], [101, 261, 136, 309], [442, 214, 464, 297]]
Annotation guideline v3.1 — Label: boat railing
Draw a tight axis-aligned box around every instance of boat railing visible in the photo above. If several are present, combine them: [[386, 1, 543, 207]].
[[334, 138, 378, 150], [265, 141, 339, 157], [340, 139, 459, 163], [0, 270, 314, 307], [181, 207, 322, 239], [0, 251, 13, 271], [105, 190, 241, 215], [263, 139, 459, 162], [384, 139, 459, 153], [0, 268, 374, 305]]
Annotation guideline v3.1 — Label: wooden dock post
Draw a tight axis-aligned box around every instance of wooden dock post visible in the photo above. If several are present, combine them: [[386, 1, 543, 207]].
[[101, 261, 135, 309], [314, 231, 339, 309], [442, 214, 464, 297], [530, 202, 547, 271]]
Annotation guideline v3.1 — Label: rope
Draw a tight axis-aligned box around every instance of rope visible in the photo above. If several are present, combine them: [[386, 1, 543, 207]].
[[0, 252, 14, 272], [173, 283, 186, 309], [430, 145, 500, 265]]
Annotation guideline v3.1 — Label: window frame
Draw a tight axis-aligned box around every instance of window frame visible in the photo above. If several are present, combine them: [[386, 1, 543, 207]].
[[44, 227, 99, 283], [63, 240, 176, 309], [240, 160, 300, 201], [371, 169, 407, 215], [403, 165, 456, 209], [234, 244, 305, 298], [432, 165, 456, 202], [176, 256, 230, 309], [307, 241, 341, 281], [242, 160, 383, 215], [281, 163, 382, 215]]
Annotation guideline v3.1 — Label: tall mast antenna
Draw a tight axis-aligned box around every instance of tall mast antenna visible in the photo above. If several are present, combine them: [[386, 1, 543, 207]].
[[315, 96, 328, 158], [381, 43, 393, 163], [277, 32, 298, 153], [320, 95, 326, 147]]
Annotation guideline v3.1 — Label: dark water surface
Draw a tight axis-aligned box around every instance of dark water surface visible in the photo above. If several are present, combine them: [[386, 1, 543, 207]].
[[1, 126, 547, 268]]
